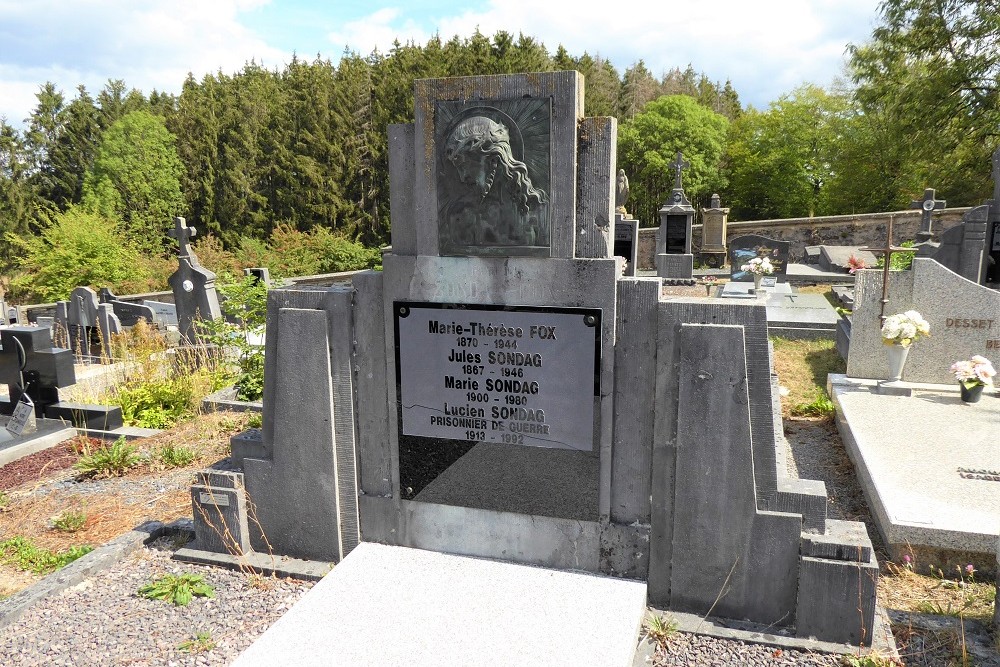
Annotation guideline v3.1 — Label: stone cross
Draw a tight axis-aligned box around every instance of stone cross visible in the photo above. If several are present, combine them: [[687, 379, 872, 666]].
[[670, 151, 690, 190], [168, 216, 197, 259], [860, 215, 912, 324], [909, 188, 945, 242]]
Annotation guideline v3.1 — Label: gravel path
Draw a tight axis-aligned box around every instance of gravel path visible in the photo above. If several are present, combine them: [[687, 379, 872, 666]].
[[0, 537, 313, 666], [651, 634, 841, 666]]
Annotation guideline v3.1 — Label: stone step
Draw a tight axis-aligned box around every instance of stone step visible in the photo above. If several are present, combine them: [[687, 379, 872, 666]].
[[232, 542, 648, 667]]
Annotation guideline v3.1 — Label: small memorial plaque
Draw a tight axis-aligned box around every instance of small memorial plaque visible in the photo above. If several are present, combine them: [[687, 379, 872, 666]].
[[761, 276, 777, 288], [7, 395, 34, 436], [199, 492, 231, 506], [395, 302, 600, 451]]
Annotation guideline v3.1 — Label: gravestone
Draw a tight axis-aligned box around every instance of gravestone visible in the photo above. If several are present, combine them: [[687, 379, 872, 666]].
[[699, 193, 728, 268], [729, 234, 791, 282], [244, 267, 271, 287], [847, 258, 1000, 383], [987, 147, 1000, 284], [613, 216, 638, 277], [818, 246, 878, 274], [99, 288, 158, 328], [655, 152, 694, 280], [167, 217, 222, 343], [65, 286, 101, 361], [0, 326, 75, 417], [142, 300, 178, 327], [910, 188, 946, 244], [928, 205, 988, 284], [186, 71, 878, 649]]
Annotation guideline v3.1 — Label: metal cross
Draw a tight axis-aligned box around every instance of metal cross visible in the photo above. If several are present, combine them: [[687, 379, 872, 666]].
[[168, 216, 197, 258], [860, 215, 911, 324], [909, 188, 945, 242], [670, 151, 690, 190]]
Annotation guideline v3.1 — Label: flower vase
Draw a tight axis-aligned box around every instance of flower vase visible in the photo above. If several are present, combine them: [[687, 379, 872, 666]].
[[960, 383, 984, 403], [753, 274, 762, 292], [885, 344, 910, 382]]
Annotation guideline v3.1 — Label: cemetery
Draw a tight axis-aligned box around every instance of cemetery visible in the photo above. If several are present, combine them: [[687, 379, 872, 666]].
[[0, 67, 997, 666]]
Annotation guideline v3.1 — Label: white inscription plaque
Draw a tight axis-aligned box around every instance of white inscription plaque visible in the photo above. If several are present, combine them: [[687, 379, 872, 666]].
[[395, 302, 601, 451]]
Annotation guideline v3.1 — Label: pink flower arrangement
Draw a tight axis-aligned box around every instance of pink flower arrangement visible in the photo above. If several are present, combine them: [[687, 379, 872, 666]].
[[950, 355, 996, 388], [846, 254, 867, 274]]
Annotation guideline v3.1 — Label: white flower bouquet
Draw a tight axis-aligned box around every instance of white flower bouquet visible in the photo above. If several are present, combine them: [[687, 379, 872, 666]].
[[740, 257, 774, 276], [880, 310, 930, 347]]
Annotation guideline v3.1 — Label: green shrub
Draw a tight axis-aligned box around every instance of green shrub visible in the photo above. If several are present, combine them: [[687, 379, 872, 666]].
[[246, 412, 263, 429], [197, 275, 268, 401], [0, 537, 93, 574], [75, 437, 142, 478], [138, 572, 214, 606], [875, 240, 916, 271], [5, 206, 152, 303], [116, 379, 195, 428]]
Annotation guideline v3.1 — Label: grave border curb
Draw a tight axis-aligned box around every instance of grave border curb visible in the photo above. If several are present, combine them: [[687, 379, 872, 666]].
[[0, 518, 193, 630]]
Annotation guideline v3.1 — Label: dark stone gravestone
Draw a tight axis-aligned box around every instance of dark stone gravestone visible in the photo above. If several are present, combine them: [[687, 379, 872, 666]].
[[99, 288, 158, 328], [142, 300, 178, 327], [699, 193, 728, 268], [614, 216, 638, 277], [655, 152, 694, 280], [729, 234, 791, 282], [930, 205, 988, 284], [167, 216, 222, 343], [0, 327, 123, 429], [66, 286, 102, 361], [244, 267, 271, 287]]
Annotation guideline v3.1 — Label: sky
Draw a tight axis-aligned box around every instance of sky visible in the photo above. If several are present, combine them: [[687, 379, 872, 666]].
[[0, 0, 884, 128]]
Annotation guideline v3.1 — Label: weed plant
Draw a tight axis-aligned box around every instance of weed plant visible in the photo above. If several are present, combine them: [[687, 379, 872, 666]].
[[50, 511, 87, 532], [178, 632, 216, 653], [97, 320, 232, 428], [138, 572, 214, 606], [75, 437, 142, 478], [791, 395, 836, 419], [196, 275, 267, 401], [0, 537, 93, 574], [645, 612, 677, 647], [155, 443, 196, 468]]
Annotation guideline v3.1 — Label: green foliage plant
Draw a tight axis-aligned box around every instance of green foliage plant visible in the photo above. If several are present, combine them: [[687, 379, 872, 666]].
[[790, 395, 836, 419], [178, 631, 216, 653], [138, 572, 214, 606], [645, 612, 677, 647], [155, 443, 196, 468], [197, 275, 269, 401], [6, 206, 151, 303], [75, 436, 142, 478], [875, 241, 916, 271], [246, 412, 263, 429], [51, 510, 87, 532], [0, 537, 93, 574]]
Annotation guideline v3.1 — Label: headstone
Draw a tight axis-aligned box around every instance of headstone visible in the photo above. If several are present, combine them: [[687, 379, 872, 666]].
[[613, 216, 638, 277], [66, 286, 101, 361], [244, 267, 272, 287], [99, 288, 158, 328], [930, 205, 989, 284], [655, 152, 694, 280], [729, 234, 791, 282], [96, 303, 122, 355], [699, 193, 728, 268], [5, 307, 16, 326], [910, 187, 945, 243], [142, 300, 178, 327], [185, 71, 878, 648], [847, 258, 1000, 383], [817, 246, 878, 274], [0, 299, 6, 325], [986, 146, 1000, 284], [167, 216, 222, 343], [0, 326, 75, 417]]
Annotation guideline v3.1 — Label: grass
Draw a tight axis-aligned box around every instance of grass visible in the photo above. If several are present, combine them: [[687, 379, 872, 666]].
[[0, 537, 93, 575], [50, 511, 87, 533], [645, 612, 678, 648], [771, 336, 845, 418]]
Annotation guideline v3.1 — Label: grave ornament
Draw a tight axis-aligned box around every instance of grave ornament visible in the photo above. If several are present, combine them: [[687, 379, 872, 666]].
[[860, 215, 912, 324]]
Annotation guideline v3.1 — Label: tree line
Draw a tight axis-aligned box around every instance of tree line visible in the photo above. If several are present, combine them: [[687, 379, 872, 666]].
[[1, 1, 997, 300]]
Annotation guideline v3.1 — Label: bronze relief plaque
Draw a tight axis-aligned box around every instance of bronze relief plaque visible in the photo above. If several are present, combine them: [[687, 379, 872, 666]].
[[435, 98, 552, 257]]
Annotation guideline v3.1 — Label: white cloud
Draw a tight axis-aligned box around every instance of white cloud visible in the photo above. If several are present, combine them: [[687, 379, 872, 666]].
[[326, 7, 429, 56], [0, 0, 289, 126]]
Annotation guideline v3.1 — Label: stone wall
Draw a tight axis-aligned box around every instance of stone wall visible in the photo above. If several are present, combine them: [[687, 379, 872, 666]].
[[636, 207, 971, 270]]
